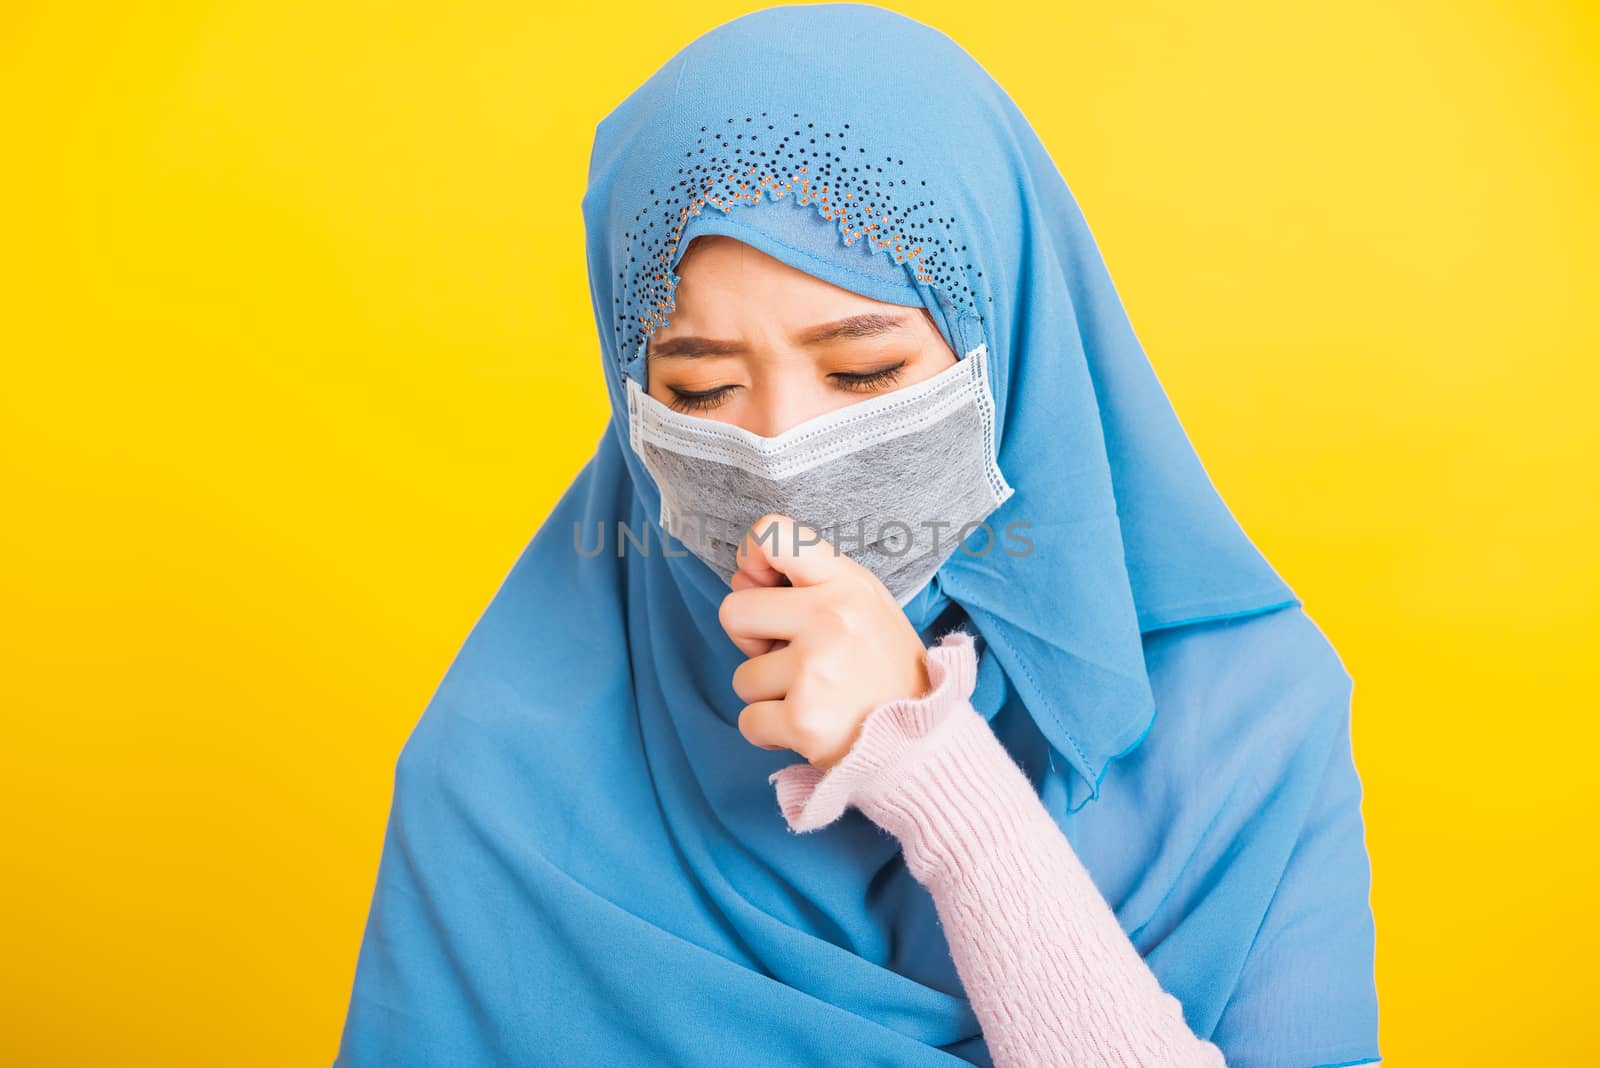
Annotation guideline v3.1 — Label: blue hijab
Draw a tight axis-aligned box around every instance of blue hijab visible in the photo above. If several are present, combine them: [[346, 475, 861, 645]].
[[337, 6, 1380, 1066]]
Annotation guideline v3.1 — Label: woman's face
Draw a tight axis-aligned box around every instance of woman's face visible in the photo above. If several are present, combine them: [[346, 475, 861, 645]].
[[645, 235, 958, 437]]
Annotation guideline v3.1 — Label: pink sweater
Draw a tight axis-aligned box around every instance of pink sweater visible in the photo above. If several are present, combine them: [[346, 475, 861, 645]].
[[767, 630, 1229, 1068]]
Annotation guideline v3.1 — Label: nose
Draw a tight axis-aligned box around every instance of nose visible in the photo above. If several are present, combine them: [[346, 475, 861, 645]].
[[739, 378, 832, 438]]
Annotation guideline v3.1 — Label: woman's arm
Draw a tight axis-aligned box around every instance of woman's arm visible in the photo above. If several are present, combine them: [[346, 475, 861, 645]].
[[768, 630, 1228, 1068]]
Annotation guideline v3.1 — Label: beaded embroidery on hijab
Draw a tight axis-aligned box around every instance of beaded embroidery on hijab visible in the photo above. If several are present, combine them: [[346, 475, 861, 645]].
[[612, 113, 987, 365]]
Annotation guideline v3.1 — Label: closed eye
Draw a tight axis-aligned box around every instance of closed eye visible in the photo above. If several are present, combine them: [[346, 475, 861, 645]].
[[664, 360, 909, 414], [666, 384, 738, 413], [830, 361, 906, 393]]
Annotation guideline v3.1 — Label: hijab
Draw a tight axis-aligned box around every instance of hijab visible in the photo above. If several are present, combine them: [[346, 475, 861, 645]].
[[337, 6, 1379, 1065]]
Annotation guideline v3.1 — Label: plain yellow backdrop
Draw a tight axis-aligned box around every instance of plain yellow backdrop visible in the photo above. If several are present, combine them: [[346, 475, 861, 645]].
[[3, 1, 1595, 1064]]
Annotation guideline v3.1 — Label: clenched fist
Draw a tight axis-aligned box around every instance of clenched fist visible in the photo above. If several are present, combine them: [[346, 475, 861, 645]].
[[719, 513, 933, 771]]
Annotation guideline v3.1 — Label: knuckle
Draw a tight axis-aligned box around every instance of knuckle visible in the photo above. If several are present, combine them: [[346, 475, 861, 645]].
[[817, 596, 862, 636], [788, 710, 827, 756], [805, 650, 848, 689]]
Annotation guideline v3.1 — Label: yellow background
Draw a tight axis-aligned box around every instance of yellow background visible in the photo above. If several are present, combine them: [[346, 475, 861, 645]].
[[3, 1, 1595, 1064]]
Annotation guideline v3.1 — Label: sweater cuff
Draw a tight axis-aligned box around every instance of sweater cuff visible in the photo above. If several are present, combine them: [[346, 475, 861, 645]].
[[767, 630, 981, 834]]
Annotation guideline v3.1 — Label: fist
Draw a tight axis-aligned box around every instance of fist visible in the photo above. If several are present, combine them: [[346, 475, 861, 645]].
[[719, 513, 933, 771]]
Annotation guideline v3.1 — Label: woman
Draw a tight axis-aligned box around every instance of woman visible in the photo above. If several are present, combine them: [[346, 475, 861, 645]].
[[336, 6, 1381, 1067]]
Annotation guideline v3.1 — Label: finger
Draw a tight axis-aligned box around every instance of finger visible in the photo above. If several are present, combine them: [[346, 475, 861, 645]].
[[734, 533, 788, 589], [723, 582, 792, 653], [718, 585, 814, 654], [724, 630, 776, 660], [737, 699, 792, 752], [740, 513, 854, 590], [730, 642, 800, 704]]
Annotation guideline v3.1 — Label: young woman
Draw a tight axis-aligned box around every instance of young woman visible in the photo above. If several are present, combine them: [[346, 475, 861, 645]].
[[337, 7, 1381, 1067]]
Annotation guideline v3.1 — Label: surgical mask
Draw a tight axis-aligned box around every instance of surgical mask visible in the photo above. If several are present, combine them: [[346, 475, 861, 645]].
[[625, 342, 1015, 605]]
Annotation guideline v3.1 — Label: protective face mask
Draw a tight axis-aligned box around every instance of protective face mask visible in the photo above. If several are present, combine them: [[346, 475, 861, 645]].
[[625, 342, 1015, 606]]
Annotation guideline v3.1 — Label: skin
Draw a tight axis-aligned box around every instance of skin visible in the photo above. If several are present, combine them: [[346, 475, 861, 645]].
[[646, 235, 953, 770]]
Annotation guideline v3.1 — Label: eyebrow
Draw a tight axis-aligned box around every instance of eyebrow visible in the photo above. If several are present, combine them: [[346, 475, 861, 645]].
[[646, 312, 911, 360]]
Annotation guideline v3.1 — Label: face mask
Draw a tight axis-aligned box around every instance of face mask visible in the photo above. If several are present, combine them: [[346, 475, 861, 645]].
[[625, 342, 1015, 605]]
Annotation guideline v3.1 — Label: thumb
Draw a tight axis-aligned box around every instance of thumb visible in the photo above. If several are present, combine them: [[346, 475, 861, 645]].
[[732, 527, 787, 589], [737, 513, 851, 589]]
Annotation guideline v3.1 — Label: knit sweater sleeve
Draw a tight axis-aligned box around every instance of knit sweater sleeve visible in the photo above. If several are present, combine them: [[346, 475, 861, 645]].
[[765, 630, 1230, 1068]]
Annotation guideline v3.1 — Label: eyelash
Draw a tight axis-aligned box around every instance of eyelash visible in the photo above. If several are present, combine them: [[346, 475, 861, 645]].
[[666, 362, 908, 414]]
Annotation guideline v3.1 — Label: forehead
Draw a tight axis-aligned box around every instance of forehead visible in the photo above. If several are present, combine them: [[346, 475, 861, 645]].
[[662, 237, 897, 327]]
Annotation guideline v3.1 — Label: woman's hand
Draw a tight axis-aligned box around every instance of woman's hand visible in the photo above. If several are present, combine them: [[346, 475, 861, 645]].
[[719, 513, 933, 771]]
